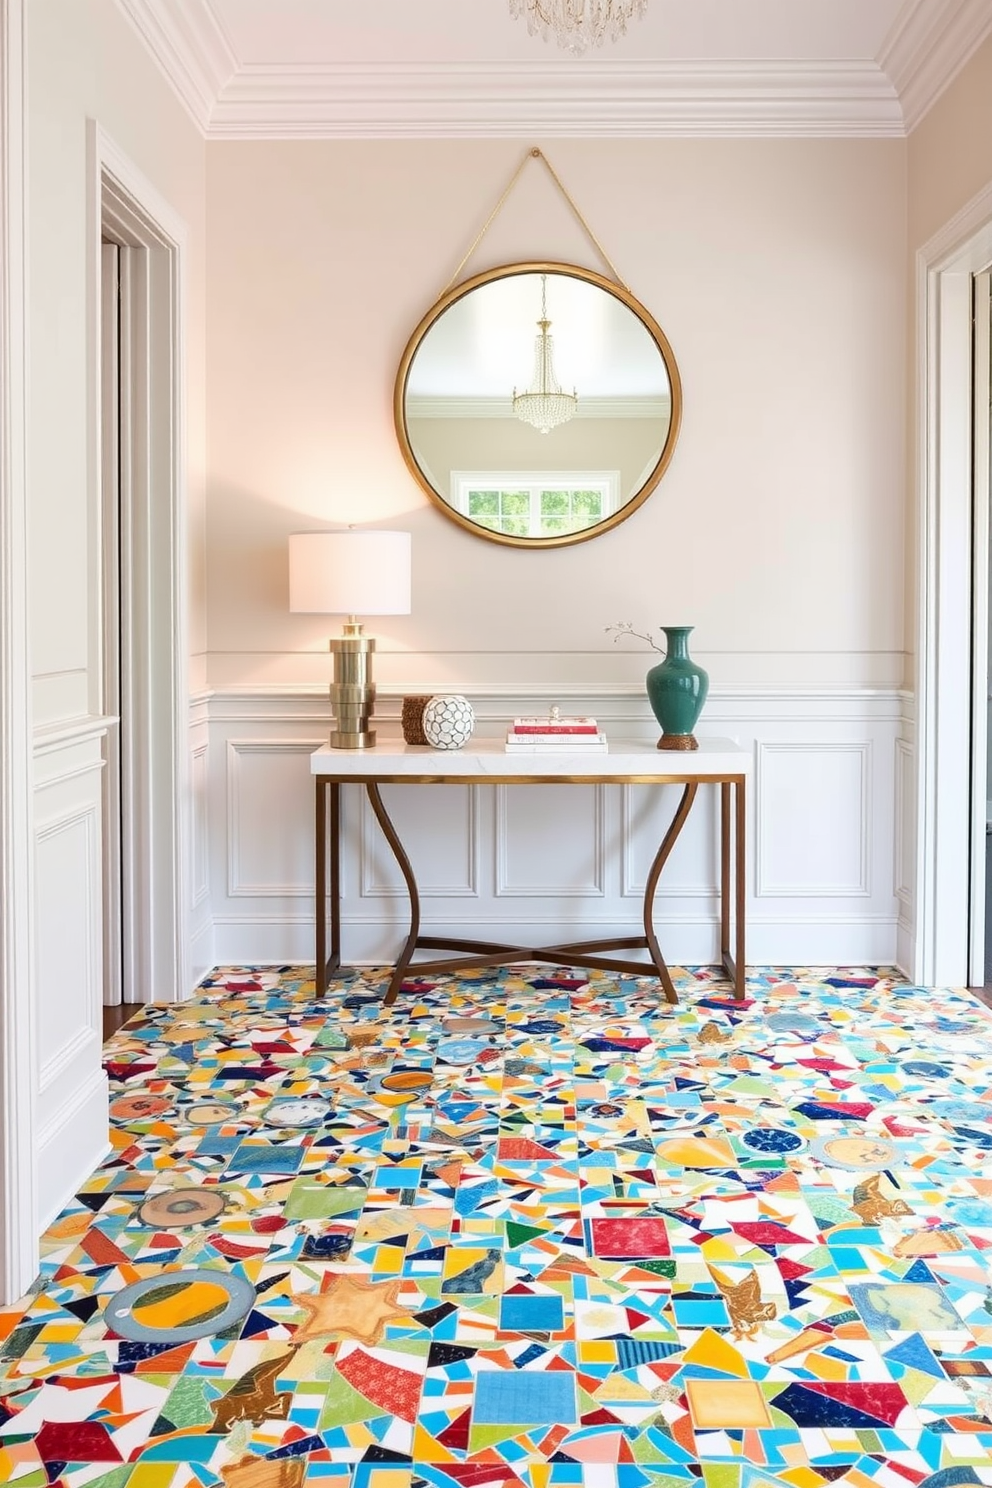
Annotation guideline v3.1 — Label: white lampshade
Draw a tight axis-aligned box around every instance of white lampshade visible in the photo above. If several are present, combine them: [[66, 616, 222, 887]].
[[288, 530, 412, 616]]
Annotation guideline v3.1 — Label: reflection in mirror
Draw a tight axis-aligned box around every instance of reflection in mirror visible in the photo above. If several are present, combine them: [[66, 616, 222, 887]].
[[395, 264, 682, 548]]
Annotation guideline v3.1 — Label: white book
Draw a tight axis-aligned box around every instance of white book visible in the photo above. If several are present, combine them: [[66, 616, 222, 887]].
[[505, 732, 608, 752]]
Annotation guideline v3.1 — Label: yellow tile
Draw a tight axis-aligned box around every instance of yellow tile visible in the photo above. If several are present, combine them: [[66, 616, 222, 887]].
[[686, 1378, 773, 1429], [657, 1136, 737, 1168], [129, 1465, 181, 1488], [683, 1328, 749, 1378], [578, 1341, 616, 1363]]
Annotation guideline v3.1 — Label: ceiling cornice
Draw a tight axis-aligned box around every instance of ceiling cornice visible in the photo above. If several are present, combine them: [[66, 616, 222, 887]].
[[115, 0, 992, 141], [879, 0, 992, 132], [115, 0, 236, 133], [205, 60, 902, 139]]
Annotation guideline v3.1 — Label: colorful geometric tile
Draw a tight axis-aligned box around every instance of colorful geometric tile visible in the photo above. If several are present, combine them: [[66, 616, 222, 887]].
[[7, 962, 992, 1485]]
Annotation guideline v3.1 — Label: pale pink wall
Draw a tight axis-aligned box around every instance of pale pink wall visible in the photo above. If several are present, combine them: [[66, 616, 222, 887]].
[[206, 138, 907, 692]]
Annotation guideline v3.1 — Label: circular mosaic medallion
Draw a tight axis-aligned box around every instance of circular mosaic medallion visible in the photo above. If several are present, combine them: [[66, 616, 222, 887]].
[[138, 1188, 226, 1230], [903, 1060, 951, 1078], [104, 1268, 255, 1343], [436, 1038, 486, 1067], [740, 1127, 805, 1155], [365, 1069, 433, 1105], [109, 1094, 171, 1122], [184, 1101, 241, 1127], [765, 1012, 822, 1037], [444, 1017, 497, 1036], [262, 1097, 331, 1128], [810, 1134, 901, 1170], [945, 1195, 992, 1228]]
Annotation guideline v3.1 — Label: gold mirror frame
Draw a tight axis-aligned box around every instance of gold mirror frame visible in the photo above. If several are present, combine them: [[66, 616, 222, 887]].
[[394, 262, 683, 549]]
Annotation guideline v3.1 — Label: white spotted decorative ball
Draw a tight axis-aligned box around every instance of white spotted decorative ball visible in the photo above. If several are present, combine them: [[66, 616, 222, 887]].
[[422, 694, 475, 750]]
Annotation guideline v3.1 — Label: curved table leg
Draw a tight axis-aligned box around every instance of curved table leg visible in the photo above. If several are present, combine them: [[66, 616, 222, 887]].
[[643, 781, 698, 1005], [366, 782, 422, 1006]]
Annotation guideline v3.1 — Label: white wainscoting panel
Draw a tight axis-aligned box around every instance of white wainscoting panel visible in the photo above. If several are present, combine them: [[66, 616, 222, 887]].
[[362, 784, 480, 898], [622, 783, 719, 898], [496, 784, 605, 898], [226, 739, 322, 898], [896, 698, 916, 975], [205, 686, 908, 972], [32, 729, 109, 1228], [756, 741, 871, 898]]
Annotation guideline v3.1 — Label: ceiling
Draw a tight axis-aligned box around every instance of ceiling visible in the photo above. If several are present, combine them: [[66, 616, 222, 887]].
[[117, 0, 992, 137]]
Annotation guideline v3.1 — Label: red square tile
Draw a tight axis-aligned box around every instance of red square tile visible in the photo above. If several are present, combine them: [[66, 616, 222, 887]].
[[589, 1217, 671, 1259]]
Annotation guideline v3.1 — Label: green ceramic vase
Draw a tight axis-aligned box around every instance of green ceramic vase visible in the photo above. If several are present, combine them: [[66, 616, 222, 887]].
[[645, 626, 709, 751]]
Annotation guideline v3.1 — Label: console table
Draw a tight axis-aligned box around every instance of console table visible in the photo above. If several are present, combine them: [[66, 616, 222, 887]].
[[311, 738, 749, 1006]]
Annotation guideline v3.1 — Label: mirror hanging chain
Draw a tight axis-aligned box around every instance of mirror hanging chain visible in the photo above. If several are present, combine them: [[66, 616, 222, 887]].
[[440, 146, 628, 297]]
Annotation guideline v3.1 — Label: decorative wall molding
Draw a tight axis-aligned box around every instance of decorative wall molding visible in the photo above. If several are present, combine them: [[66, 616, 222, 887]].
[[0, 0, 38, 1304], [114, 0, 235, 134], [202, 60, 904, 140], [621, 782, 719, 900], [879, 0, 992, 133], [35, 1066, 109, 1234], [204, 685, 907, 972], [226, 738, 323, 897], [112, 0, 992, 140], [34, 803, 99, 1097], [361, 785, 481, 899], [755, 741, 872, 899], [894, 737, 915, 908], [495, 783, 606, 898]]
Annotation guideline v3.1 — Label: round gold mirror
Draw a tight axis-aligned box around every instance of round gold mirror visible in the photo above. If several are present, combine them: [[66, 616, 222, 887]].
[[394, 262, 682, 548]]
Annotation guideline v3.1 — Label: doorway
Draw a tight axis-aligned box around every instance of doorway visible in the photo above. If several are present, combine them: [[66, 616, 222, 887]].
[[92, 123, 190, 1007], [916, 187, 992, 991]]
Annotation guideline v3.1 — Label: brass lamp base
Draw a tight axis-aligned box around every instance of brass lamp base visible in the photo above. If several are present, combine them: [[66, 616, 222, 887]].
[[328, 621, 377, 749], [658, 734, 698, 751]]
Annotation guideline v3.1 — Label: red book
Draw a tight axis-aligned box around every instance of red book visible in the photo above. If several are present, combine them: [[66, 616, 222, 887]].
[[512, 716, 598, 735]]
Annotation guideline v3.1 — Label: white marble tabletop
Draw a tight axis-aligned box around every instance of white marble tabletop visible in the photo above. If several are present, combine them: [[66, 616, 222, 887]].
[[310, 736, 750, 780]]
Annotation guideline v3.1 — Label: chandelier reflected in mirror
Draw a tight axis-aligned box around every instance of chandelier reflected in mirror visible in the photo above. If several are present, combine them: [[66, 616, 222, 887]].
[[508, 0, 648, 54], [512, 274, 578, 435]]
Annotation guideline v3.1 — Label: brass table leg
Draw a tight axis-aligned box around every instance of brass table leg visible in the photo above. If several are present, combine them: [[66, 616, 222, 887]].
[[642, 781, 697, 1005], [365, 783, 422, 1007], [718, 777, 747, 1001], [314, 778, 342, 996]]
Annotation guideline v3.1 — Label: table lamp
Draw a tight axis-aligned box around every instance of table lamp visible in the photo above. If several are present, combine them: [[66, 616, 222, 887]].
[[289, 529, 412, 749]]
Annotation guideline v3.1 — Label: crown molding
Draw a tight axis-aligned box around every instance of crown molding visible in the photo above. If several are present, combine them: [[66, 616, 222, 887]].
[[204, 59, 905, 140], [114, 0, 236, 134], [114, 2, 908, 139], [879, 0, 992, 133]]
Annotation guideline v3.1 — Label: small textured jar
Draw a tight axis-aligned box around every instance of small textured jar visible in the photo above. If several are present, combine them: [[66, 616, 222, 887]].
[[422, 694, 475, 750], [401, 694, 431, 746]]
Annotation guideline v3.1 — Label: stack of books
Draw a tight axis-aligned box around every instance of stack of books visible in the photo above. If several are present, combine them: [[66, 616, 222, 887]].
[[505, 715, 608, 753]]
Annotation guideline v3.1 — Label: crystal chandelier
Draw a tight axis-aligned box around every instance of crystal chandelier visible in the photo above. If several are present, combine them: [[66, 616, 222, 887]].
[[508, 0, 648, 55], [512, 275, 578, 435]]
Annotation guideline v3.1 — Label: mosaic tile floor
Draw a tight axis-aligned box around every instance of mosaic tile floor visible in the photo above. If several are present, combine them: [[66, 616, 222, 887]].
[[4, 965, 992, 1488]]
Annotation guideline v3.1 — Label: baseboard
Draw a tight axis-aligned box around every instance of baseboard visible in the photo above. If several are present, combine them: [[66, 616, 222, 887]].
[[190, 915, 215, 994], [896, 913, 915, 980], [36, 1067, 110, 1233], [210, 914, 900, 976]]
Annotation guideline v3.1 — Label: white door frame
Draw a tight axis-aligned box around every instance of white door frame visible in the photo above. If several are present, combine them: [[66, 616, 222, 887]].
[[88, 121, 190, 1006], [914, 181, 992, 988], [0, 0, 38, 1306], [968, 272, 991, 986]]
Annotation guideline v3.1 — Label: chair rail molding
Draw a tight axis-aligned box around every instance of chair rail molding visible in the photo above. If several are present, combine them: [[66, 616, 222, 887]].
[[0, 0, 38, 1306]]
